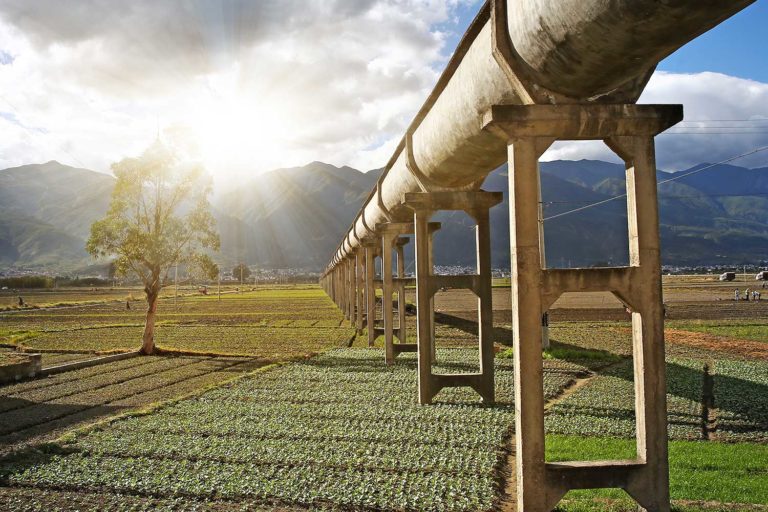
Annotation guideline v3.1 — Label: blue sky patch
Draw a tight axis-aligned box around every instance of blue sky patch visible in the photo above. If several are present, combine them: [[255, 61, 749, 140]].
[[0, 111, 20, 125], [0, 50, 14, 65]]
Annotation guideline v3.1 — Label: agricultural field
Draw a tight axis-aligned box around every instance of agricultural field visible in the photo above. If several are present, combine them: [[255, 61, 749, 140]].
[[0, 287, 354, 358], [0, 286, 353, 456], [0, 280, 764, 510], [0, 349, 585, 511], [0, 284, 224, 311], [0, 354, 263, 453]]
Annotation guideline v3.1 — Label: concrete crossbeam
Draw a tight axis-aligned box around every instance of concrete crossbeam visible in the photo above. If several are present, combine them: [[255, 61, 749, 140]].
[[485, 103, 677, 512], [405, 191, 498, 405]]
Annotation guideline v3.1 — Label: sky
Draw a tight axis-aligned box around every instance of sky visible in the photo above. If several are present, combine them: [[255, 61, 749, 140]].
[[0, 0, 766, 185]]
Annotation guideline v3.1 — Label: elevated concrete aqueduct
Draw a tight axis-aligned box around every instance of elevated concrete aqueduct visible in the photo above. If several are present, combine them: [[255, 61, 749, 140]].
[[319, 1, 754, 510]]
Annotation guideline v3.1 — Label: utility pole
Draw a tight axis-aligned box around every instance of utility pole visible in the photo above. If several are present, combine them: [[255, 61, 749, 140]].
[[537, 167, 550, 350], [218, 272, 221, 302], [174, 263, 178, 308]]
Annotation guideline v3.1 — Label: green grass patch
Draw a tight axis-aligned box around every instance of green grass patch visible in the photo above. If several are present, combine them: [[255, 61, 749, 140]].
[[548, 435, 768, 508], [496, 345, 621, 363]]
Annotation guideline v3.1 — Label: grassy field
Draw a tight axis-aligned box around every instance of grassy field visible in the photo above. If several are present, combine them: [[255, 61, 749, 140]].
[[548, 436, 768, 509], [667, 319, 768, 343], [1, 287, 354, 358], [0, 282, 765, 510]]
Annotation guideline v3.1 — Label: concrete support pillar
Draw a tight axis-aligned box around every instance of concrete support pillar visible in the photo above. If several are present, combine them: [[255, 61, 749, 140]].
[[413, 209, 433, 404], [338, 264, 345, 313], [508, 138, 549, 511], [405, 191, 502, 405], [483, 103, 680, 512], [364, 241, 378, 347], [347, 256, 355, 324], [381, 230, 396, 364], [331, 268, 337, 306], [474, 206, 495, 401], [341, 259, 347, 320], [395, 237, 409, 346], [379, 224, 417, 365], [619, 135, 671, 511], [342, 259, 350, 321], [427, 223, 440, 364], [355, 249, 365, 333]]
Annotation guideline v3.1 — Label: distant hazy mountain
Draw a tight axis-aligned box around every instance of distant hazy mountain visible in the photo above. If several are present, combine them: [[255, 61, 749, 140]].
[[0, 161, 114, 268], [215, 161, 381, 268], [0, 159, 766, 272]]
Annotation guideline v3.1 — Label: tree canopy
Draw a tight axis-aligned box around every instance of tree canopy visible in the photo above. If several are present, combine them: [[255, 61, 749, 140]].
[[87, 141, 219, 353], [233, 263, 251, 283]]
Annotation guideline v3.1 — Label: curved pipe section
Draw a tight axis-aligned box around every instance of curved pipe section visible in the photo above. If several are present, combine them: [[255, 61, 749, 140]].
[[325, 0, 754, 274]]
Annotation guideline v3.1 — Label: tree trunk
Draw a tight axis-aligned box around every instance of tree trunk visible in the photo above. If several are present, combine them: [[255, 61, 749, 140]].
[[141, 288, 159, 355]]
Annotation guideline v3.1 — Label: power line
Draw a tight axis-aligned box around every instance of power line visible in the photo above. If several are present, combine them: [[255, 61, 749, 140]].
[[544, 192, 768, 206], [543, 145, 768, 221], [662, 133, 768, 136], [676, 119, 768, 122]]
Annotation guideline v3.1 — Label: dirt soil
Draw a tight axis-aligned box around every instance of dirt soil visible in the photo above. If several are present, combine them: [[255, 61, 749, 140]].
[[0, 355, 262, 456], [664, 328, 768, 361]]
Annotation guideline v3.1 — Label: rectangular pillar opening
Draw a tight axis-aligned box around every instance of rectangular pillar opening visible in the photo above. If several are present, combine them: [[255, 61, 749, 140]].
[[544, 292, 638, 465], [540, 142, 630, 269]]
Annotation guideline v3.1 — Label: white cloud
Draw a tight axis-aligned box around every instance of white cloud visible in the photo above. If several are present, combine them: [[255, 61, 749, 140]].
[[0, 0, 478, 179], [543, 72, 768, 171], [3, 3, 764, 187]]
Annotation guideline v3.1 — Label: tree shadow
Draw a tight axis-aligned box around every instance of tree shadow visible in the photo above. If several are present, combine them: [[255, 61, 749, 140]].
[[0, 400, 127, 451], [433, 311, 515, 346]]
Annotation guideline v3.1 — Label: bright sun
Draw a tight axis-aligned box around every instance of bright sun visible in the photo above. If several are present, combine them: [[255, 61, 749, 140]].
[[186, 93, 288, 179]]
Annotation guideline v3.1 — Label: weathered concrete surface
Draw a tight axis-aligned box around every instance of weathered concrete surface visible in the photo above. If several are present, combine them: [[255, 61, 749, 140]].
[[487, 104, 678, 511], [327, 0, 753, 266], [507, 0, 755, 99], [405, 191, 501, 405], [0, 354, 41, 384]]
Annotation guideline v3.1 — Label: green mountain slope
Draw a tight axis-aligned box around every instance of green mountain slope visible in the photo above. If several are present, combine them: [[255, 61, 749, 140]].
[[0, 159, 766, 271]]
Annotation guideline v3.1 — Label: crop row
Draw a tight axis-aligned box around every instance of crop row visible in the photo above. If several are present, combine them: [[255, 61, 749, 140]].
[[104, 402, 511, 446], [39, 352, 97, 367], [108, 358, 262, 407], [0, 356, 152, 397], [0, 486, 268, 512], [545, 358, 705, 440], [76, 430, 500, 475], [0, 288, 344, 334], [545, 355, 768, 443], [0, 356, 204, 411], [0, 357, 245, 436], [0, 348, 535, 510], [6, 454, 498, 512], [713, 358, 768, 442], [1, 314, 346, 334], [546, 322, 726, 362], [21, 325, 355, 356]]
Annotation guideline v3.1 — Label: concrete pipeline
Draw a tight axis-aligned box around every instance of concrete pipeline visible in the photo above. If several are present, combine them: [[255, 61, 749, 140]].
[[327, 0, 754, 269]]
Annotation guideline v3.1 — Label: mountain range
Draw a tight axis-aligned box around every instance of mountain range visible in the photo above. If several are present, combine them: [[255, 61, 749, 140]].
[[1, 159, 767, 273]]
